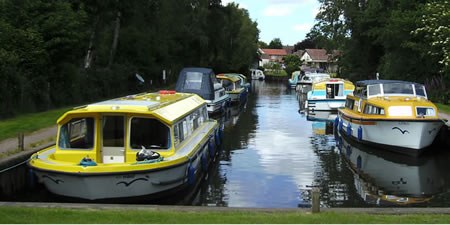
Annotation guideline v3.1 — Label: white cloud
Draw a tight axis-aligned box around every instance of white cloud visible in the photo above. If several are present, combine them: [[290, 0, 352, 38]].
[[262, 4, 295, 17], [292, 23, 312, 32]]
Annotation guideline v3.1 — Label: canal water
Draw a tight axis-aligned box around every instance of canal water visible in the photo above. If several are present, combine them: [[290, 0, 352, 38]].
[[4, 80, 450, 208]]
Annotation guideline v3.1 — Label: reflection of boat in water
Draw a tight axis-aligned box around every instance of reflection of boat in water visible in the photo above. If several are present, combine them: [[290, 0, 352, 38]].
[[335, 129, 444, 205], [307, 111, 337, 122], [28, 91, 223, 201]]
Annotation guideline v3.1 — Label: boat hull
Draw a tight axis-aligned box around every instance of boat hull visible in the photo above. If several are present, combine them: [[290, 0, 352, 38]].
[[206, 95, 230, 114], [338, 113, 443, 156], [307, 99, 345, 111]]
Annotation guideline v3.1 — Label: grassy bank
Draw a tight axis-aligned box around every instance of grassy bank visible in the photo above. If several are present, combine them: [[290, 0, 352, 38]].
[[436, 103, 450, 114], [0, 84, 177, 142], [0, 207, 449, 223], [0, 107, 73, 141], [265, 70, 288, 77]]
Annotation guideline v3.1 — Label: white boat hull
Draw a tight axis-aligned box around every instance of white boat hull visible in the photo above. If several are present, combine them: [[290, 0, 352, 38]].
[[307, 99, 345, 111], [338, 114, 443, 155]]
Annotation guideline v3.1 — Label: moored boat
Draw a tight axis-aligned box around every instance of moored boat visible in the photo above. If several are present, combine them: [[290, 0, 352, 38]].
[[250, 69, 265, 80], [288, 71, 301, 88], [336, 80, 444, 156], [176, 67, 230, 114], [296, 73, 330, 93], [28, 91, 223, 200], [216, 74, 247, 104], [306, 78, 355, 111], [218, 73, 251, 93]]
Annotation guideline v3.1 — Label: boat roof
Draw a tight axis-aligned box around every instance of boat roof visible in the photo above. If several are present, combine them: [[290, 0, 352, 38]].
[[217, 75, 240, 82], [58, 92, 205, 125], [356, 80, 423, 86], [175, 67, 216, 100], [305, 73, 330, 77], [313, 78, 354, 85]]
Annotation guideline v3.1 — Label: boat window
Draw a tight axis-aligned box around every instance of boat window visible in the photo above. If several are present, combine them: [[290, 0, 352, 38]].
[[416, 107, 436, 117], [368, 84, 381, 96], [184, 72, 203, 90], [383, 83, 414, 95], [345, 98, 355, 110], [221, 79, 233, 91], [414, 84, 426, 97], [174, 124, 180, 146], [58, 117, 95, 150], [363, 104, 385, 115], [103, 116, 124, 147], [354, 86, 367, 97], [130, 118, 170, 150], [303, 76, 311, 81]]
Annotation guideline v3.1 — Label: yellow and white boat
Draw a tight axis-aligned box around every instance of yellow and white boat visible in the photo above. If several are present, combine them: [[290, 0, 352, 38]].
[[306, 78, 355, 111], [216, 74, 247, 104], [336, 80, 444, 156], [28, 91, 223, 200]]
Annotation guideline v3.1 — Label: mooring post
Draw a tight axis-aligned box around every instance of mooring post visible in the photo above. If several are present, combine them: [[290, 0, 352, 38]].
[[312, 187, 320, 213], [18, 133, 24, 151]]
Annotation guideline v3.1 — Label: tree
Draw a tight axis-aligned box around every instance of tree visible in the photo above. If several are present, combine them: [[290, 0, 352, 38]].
[[268, 38, 283, 49], [258, 41, 268, 48], [293, 39, 316, 52], [282, 54, 303, 76]]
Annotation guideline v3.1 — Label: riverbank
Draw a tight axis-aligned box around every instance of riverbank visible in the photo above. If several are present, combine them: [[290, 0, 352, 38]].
[[1, 202, 450, 223]]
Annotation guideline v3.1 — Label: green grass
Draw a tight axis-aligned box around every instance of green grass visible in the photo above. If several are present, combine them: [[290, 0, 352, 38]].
[[0, 107, 73, 141], [265, 70, 288, 76], [436, 103, 450, 115], [0, 207, 449, 224]]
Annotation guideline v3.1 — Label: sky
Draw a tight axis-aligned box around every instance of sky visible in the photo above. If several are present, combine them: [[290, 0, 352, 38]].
[[222, 0, 320, 46]]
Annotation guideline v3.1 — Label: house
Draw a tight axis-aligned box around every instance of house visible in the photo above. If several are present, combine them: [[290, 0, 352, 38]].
[[260, 48, 288, 66], [300, 49, 341, 73]]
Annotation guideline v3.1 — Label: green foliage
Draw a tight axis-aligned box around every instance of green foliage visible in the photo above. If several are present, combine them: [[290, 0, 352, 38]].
[[282, 54, 303, 76], [310, 0, 450, 103], [258, 41, 268, 48], [268, 38, 283, 49], [0, 0, 260, 119]]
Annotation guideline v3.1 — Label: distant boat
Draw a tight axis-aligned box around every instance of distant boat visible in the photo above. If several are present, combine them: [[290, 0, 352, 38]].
[[28, 91, 223, 200], [218, 73, 251, 92], [176, 67, 230, 114], [216, 74, 247, 104], [336, 80, 444, 156], [306, 78, 355, 111], [250, 69, 265, 80], [288, 71, 301, 88], [296, 73, 330, 93]]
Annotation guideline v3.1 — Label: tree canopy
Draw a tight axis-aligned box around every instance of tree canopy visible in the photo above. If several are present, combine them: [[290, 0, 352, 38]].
[[308, 0, 450, 103], [268, 38, 283, 49], [0, 0, 260, 118]]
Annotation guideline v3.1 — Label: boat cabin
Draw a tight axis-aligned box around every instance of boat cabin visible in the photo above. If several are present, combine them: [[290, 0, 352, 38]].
[[54, 91, 210, 164]]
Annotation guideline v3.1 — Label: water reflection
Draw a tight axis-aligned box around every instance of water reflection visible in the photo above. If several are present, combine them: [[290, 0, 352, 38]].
[[335, 127, 446, 206]]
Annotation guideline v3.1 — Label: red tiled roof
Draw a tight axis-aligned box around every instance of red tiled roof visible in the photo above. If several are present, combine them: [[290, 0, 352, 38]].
[[262, 49, 288, 56], [305, 49, 328, 61]]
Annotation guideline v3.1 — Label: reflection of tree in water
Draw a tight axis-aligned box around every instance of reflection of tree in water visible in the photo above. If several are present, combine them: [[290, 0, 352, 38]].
[[300, 122, 367, 208], [196, 91, 258, 206]]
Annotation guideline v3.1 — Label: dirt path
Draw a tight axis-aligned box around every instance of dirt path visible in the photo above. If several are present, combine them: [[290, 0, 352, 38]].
[[0, 125, 57, 155]]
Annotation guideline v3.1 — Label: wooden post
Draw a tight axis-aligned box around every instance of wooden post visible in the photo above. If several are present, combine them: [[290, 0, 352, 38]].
[[312, 187, 320, 213], [18, 133, 24, 151]]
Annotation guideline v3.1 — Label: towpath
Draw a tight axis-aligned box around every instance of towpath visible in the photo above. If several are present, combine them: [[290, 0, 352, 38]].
[[0, 125, 57, 156]]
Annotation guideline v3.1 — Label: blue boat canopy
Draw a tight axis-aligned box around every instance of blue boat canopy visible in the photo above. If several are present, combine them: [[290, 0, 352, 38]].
[[175, 67, 217, 101], [356, 80, 423, 87]]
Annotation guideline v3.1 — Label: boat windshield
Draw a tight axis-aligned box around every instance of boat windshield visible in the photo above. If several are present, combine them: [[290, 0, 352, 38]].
[[58, 117, 95, 150], [414, 84, 427, 97], [184, 72, 203, 90], [130, 118, 170, 150], [383, 83, 414, 95]]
